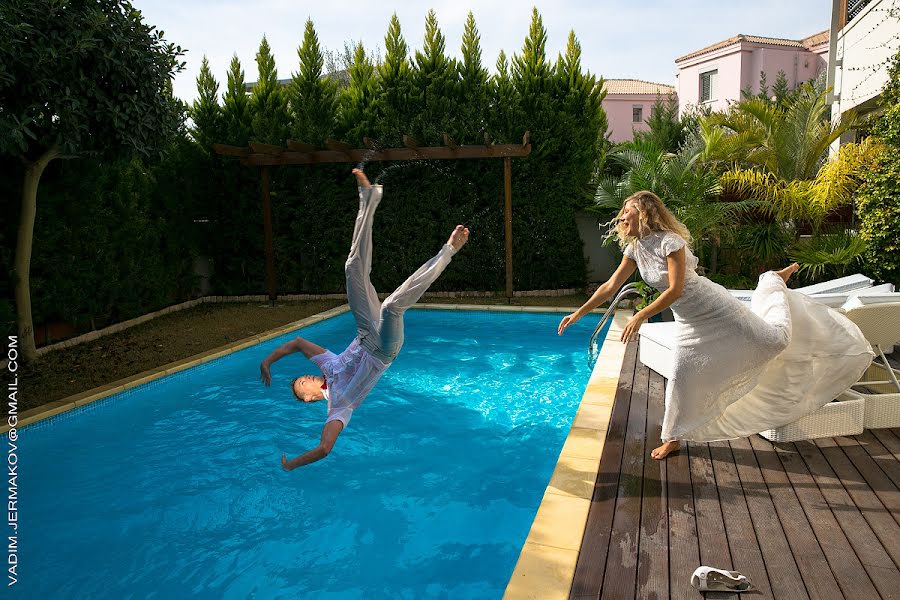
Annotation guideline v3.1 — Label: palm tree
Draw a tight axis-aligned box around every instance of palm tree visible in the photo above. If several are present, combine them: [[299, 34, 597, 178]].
[[703, 83, 858, 224], [701, 83, 884, 279], [595, 135, 761, 273]]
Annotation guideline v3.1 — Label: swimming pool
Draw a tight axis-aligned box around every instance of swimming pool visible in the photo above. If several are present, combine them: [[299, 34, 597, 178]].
[[16, 309, 608, 599]]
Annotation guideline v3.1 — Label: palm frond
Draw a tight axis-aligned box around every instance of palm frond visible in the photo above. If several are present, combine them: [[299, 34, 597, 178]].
[[788, 229, 867, 280]]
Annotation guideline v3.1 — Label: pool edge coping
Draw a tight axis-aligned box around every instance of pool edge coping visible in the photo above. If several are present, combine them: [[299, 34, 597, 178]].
[[7, 302, 610, 434], [502, 308, 632, 600]]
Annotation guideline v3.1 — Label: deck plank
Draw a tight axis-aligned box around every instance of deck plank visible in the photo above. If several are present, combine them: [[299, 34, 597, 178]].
[[570, 352, 900, 600], [774, 442, 881, 599], [636, 370, 669, 600], [870, 428, 900, 461], [730, 436, 811, 600], [855, 430, 900, 490], [831, 435, 900, 527], [747, 435, 843, 600], [814, 436, 900, 565], [600, 363, 650, 600], [708, 440, 772, 598], [795, 439, 900, 596], [570, 340, 639, 599], [667, 430, 703, 599]]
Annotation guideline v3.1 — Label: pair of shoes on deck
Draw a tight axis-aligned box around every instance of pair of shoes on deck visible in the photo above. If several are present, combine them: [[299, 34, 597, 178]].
[[691, 566, 754, 592]]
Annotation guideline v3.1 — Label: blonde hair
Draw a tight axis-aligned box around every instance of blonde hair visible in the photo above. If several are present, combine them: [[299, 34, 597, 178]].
[[604, 190, 692, 250]]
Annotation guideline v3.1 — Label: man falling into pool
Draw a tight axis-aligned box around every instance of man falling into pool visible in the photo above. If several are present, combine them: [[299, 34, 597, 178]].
[[259, 168, 469, 471]]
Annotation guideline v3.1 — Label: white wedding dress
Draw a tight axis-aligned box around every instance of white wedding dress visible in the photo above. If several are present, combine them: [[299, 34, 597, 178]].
[[624, 230, 874, 442]]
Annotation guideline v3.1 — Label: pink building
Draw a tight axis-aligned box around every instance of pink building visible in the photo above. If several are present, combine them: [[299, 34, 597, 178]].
[[602, 79, 677, 143], [675, 31, 829, 114]]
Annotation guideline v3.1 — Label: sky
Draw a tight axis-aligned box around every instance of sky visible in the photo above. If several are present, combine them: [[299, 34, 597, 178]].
[[134, 0, 833, 104]]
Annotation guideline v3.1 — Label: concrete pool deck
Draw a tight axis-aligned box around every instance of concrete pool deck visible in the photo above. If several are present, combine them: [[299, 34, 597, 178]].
[[7, 302, 630, 599]]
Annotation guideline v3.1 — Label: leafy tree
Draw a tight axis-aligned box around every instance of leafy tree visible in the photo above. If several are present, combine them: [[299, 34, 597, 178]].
[[290, 20, 339, 146], [856, 44, 900, 284], [250, 36, 290, 145], [0, 0, 184, 361]]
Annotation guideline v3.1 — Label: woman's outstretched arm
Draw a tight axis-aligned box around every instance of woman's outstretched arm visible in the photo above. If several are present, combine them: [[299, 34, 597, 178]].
[[558, 256, 637, 335]]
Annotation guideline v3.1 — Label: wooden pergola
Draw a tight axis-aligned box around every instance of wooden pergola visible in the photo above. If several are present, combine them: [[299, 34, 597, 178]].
[[212, 133, 532, 302]]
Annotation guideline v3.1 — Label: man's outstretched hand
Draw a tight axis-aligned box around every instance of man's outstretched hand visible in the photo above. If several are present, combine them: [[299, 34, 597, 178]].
[[281, 453, 296, 471], [352, 167, 371, 188], [259, 361, 272, 386]]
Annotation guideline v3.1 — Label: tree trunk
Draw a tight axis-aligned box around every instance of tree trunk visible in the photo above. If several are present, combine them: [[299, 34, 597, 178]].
[[14, 145, 59, 363], [710, 242, 719, 275]]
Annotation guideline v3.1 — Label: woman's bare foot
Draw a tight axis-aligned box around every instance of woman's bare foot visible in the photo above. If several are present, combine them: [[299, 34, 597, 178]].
[[775, 262, 800, 284], [651, 440, 680, 460], [448, 225, 470, 251], [351, 168, 371, 188]]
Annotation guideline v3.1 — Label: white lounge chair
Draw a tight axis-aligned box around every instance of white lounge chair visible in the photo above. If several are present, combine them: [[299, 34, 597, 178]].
[[728, 273, 881, 305]]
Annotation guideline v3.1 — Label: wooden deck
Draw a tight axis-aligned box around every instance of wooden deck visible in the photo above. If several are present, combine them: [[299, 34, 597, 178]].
[[571, 340, 900, 600]]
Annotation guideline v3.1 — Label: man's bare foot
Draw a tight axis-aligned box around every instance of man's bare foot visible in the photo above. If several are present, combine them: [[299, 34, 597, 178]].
[[651, 440, 680, 460], [352, 168, 371, 188], [775, 262, 800, 284], [448, 225, 469, 251]]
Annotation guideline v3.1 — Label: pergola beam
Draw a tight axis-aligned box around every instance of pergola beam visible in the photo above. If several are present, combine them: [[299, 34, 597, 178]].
[[239, 144, 531, 166], [212, 135, 531, 300]]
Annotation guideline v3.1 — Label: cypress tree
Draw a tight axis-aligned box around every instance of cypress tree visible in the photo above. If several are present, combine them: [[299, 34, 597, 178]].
[[374, 14, 413, 145], [555, 30, 607, 200], [491, 50, 521, 143], [250, 35, 290, 144], [339, 42, 378, 145], [410, 9, 458, 144], [290, 20, 339, 146], [512, 8, 556, 157], [773, 70, 790, 104], [757, 70, 769, 100], [190, 56, 223, 149], [222, 54, 251, 146], [458, 11, 489, 144]]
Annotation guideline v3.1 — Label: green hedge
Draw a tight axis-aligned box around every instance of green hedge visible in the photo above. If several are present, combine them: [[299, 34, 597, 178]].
[[2, 9, 607, 332]]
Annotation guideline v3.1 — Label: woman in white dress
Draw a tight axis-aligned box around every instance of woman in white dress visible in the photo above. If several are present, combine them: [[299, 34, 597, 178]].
[[558, 191, 873, 460]]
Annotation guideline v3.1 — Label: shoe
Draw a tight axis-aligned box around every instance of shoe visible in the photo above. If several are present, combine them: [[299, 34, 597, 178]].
[[690, 566, 754, 592]]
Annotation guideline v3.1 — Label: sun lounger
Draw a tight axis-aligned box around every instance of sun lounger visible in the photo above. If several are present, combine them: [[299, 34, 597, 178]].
[[837, 301, 900, 429], [728, 273, 879, 304]]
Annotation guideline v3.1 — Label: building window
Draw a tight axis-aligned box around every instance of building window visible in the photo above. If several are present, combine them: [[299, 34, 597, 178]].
[[700, 70, 718, 102], [632, 105, 643, 123]]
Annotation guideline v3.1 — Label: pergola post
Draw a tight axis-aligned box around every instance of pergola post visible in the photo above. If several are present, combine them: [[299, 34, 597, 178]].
[[504, 156, 513, 299], [260, 165, 277, 304]]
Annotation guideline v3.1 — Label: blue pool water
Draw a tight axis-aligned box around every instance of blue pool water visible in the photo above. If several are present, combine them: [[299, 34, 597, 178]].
[[16, 310, 607, 599]]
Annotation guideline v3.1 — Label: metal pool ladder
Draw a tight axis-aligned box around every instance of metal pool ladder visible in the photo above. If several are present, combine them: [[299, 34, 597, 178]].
[[587, 282, 643, 366]]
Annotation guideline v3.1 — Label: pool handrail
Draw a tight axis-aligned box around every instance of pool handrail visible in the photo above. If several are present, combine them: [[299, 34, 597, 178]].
[[588, 282, 643, 365]]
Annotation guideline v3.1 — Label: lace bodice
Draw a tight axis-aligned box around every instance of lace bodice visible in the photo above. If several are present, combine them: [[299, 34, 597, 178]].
[[623, 231, 699, 292]]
